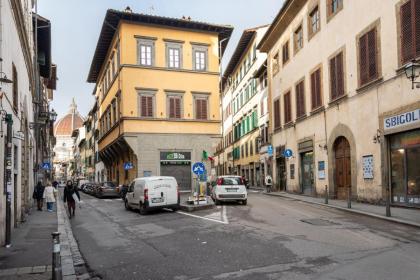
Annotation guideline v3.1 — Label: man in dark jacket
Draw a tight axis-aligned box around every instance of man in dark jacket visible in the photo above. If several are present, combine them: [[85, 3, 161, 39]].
[[63, 180, 80, 218], [33, 182, 45, 211]]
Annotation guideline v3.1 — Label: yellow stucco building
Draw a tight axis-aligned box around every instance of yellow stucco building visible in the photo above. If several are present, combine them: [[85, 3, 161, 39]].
[[87, 8, 233, 189]]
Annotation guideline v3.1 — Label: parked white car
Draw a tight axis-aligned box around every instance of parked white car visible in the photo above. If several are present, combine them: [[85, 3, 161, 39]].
[[124, 176, 180, 214], [211, 176, 248, 205]]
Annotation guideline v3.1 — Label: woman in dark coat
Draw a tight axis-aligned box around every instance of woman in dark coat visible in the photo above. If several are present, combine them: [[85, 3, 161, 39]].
[[63, 180, 80, 218], [33, 182, 45, 211]]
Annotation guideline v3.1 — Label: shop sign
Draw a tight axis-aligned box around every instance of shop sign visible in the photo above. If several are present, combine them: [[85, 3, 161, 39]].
[[384, 108, 420, 131], [160, 151, 191, 161]]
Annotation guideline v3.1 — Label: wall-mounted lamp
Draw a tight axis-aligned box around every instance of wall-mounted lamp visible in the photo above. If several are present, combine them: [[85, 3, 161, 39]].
[[404, 59, 420, 89], [373, 129, 381, 144]]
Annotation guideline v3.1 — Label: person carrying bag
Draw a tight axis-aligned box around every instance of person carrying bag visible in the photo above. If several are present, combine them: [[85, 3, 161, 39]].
[[63, 180, 80, 218]]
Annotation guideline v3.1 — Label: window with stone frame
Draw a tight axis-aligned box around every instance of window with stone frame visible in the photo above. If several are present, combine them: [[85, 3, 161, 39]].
[[399, 0, 420, 65], [167, 94, 183, 119], [194, 95, 208, 120], [327, 0, 343, 20], [295, 80, 306, 118], [309, 5, 320, 37], [329, 51, 345, 100], [137, 38, 155, 66], [284, 91, 292, 124], [282, 40, 290, 65], [310, 67, 323, 109], [192, 45, 208, 71], [138, 91, 155, 118], [294, 25, 304, 54], [358, 26, 379, 86]]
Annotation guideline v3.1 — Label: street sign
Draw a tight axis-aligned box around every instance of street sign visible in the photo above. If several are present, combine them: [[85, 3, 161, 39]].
[[267, 145, 273, 156], [41, 162, 51, 170], [192, 162, 205, 175], [283, 149, 293, 158], [123, 162, 133, 170]]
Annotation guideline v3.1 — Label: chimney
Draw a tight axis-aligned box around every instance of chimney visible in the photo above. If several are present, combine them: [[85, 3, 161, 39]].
[[124, 6, 132, 13]]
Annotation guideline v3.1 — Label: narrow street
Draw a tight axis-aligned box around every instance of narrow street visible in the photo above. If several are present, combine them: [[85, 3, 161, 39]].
[[69, 192, 420, 280]]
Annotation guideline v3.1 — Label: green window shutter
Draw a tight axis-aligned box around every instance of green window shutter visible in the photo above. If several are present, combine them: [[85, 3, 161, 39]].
[[254, 111, 258, 128]]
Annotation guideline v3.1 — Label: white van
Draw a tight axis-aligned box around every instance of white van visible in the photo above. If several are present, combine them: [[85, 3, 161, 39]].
[[124, 176, 180, 214]]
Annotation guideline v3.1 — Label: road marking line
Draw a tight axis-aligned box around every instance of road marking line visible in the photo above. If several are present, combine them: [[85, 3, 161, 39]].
[[177, 211, 229, 225], [104, 199, 112, 202], [222, 206, 229, 224]]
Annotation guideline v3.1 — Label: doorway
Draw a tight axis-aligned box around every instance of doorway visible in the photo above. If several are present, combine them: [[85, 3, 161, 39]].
[[300, 151, 314, 195], [334, 137, 351, 200], [276, 157, 286, 191]]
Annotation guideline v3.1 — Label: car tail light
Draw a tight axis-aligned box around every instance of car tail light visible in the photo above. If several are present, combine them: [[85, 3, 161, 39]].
[[216, 178, 223, 185], [144, 189, 149, 201]]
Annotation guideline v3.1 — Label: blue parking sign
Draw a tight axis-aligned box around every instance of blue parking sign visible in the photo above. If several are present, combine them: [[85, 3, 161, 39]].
[[192, 162, 205, 175]]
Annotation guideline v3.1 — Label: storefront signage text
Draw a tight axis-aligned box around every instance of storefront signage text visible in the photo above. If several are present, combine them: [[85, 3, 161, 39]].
[[384, 109, 420, 131]]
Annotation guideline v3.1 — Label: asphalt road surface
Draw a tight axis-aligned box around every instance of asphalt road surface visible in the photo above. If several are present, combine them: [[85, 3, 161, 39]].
[[69, 191, 420, 280]]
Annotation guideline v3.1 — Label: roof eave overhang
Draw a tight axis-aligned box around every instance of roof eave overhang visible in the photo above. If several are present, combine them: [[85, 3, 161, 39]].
[[258, 0, 305, 53]]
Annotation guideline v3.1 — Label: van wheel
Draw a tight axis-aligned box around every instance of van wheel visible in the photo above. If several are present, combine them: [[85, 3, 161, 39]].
[[214, 199, 220, 205], [242, 199, 247, 206], [124, 199, 131, 210], [139, 202, 147, 215], [172, 206, 179, 212]]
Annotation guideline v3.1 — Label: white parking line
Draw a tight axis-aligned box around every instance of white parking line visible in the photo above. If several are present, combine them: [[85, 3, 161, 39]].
[[103, 199, 112, 202], [177, 206, 229, 225]]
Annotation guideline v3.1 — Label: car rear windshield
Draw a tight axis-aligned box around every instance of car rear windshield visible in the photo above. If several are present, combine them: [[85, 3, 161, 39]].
[[221, 177, 242, 185], [104, 182, 116, 188]]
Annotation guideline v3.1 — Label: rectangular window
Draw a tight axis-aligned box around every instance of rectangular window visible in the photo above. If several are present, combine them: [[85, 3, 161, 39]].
[[282, 41, 289, 64], [331, 0, 343, 14], [330, 51, 345, 100], [309, 6, 320, 35], [12, 64, 18, 111], [195, 97, 208, 120], [311, 68, 323, 109], [295, 80, 306, 118], [272, 52, 280, 75], [168, 95, 182, 119], [193, 45, 208, 71], [139, 93, 154, 118], [294, 25, 304, 53], [169, 48, 180, 68], [359, 27, 379, 86], [400, 0, 420, 65], [274, 98, 281, 129], [137, 38, 155, 66], [250, 141, 253, 156], [284, 91, 292, 123]]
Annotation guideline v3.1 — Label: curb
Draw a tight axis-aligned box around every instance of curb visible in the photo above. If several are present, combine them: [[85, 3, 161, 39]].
[[179, 203, 215, 212], [57, 193, 87, 279], [264, 192, 420, 229]]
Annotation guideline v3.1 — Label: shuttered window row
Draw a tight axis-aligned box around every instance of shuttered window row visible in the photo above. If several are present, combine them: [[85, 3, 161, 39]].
[[140, 95, 153, 117], [195, 98, 208, 120], [359, 28, 378, 86], [311, 68, 322, 109], [295, 80, 306, 118], [400, 0, 420, 64], [284, 91, 292, 124], [168, 96, 182, 119], [329, 52, 344, 100], [274, 99, 281, 129]]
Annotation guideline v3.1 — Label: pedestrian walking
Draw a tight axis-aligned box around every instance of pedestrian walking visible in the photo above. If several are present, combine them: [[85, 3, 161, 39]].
[[33, 182, 45, 211], [63, 180, 80, 219], [43, 183, 58, 212], [265, 174, 273, 193]]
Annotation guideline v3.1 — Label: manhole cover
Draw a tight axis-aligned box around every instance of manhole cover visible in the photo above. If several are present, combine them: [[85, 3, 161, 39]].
[[300, 218, 340, 226]]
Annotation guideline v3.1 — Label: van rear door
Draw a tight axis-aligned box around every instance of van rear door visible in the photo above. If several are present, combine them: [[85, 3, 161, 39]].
[[147, 177, 178, 207]]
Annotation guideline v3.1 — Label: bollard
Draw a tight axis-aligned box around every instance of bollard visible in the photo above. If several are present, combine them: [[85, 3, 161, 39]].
[[347, 187, 351, 209], [52, 232, 62, 280], [324, 185, 328, 204], [385, 187, 391, 217]]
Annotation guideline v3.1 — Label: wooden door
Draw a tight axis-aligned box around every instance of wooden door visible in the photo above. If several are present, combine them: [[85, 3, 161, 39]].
[[334, 137, 351, 200]]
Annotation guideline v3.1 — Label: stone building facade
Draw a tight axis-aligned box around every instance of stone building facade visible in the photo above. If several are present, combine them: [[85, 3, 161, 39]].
[[258, 0, 420, 205]]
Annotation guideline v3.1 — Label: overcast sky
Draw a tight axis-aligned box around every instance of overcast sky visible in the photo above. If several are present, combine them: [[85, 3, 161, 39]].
[[38, 0, 284, 119]]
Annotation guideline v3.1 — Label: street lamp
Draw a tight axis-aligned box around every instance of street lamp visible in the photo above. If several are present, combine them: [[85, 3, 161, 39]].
[[49, 108, 57, 122], [404, 59, 420, 89]]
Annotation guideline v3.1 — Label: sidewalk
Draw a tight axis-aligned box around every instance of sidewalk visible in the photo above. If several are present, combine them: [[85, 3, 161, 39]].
[[265, 191, 420, 228], [0, 205, 56, 279]]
